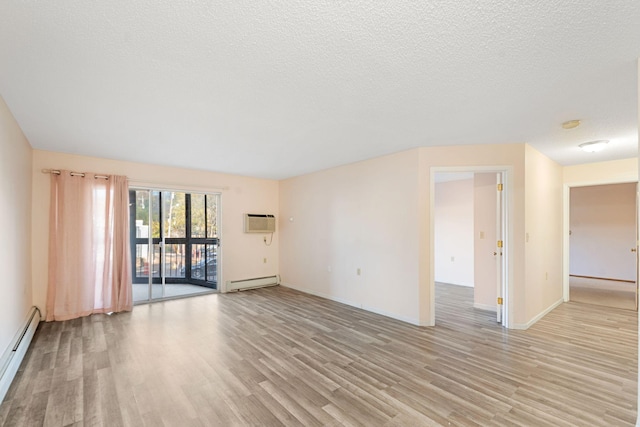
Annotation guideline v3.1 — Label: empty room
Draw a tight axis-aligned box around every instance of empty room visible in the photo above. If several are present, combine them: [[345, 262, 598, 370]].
[[1, 2, 640, 426]]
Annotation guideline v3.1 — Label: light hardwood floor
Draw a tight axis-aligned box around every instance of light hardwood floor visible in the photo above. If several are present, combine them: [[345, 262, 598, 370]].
[[570, 276, 637, 311], [132, 283, 216, 304], [1, 283, 637, 426]]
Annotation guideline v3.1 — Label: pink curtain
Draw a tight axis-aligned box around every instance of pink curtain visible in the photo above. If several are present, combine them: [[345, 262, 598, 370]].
[[46, 171, 132, 321]]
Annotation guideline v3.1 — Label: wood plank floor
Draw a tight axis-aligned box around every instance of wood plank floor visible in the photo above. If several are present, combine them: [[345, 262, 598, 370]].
[[1, 283, 637, 426], [570, 276, 637, 311]]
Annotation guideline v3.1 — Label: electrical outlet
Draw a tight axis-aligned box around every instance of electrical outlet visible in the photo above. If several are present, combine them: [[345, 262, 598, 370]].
[[263, 258, 267, 264], [479, 231, 485, 239], [357, 268, 361, 276], [450, 256, 455, 262]]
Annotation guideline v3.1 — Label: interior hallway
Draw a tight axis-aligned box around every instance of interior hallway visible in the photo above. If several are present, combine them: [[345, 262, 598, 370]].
[[1, 283, 637, 426]]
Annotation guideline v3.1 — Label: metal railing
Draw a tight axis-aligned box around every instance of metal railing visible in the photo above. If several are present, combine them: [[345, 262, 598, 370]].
[[134, 243, 217, 282]]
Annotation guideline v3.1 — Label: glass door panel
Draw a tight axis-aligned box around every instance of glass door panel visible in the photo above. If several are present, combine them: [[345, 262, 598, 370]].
[[191, 194, 206, 238], [130, 188, 220, 303], [152, 283, 164, 300], [130, 189, 156, 303], [206, 194, 218, 238], [162, 192, 185, 238], [163, 243, 186, 278], [189, 193, 219, 289], [134, 244, 160, 279], [191, 243, 206, 279], [206, 243, 218, 283]]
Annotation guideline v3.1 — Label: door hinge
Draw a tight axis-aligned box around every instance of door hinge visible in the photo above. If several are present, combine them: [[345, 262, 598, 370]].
[[497, 297, 503, 305], [497, 240, 503, 248], [497, 183, 503, 191]]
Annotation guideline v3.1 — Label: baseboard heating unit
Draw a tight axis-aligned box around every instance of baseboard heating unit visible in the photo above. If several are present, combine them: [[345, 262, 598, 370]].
[[0, 306, 41, 402], [226, 275, 280, 292]]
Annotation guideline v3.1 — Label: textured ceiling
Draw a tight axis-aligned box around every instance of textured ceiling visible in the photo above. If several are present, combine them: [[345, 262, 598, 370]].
[[0, 1, 639, 179]]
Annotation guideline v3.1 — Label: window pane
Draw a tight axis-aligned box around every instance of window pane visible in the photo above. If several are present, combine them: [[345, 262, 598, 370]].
[[163, 243, 185, 278], [163, 192, 185, 238], [191, 243, 206, 279], [135, 244, 160, 278], [151, 191, 160, 238], [191, 194, 206, 238], [206, 244, 217, 283], [135, 244, 149, 278], [206, 194, 218, 238], [134, 191, 150, 238]]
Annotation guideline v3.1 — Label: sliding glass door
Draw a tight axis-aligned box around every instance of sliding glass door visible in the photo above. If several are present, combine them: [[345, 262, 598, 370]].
[[129, 189, 220, 303]]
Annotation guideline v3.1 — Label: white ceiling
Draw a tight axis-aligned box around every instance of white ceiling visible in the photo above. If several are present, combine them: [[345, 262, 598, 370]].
[[1, 1, 639, 180]]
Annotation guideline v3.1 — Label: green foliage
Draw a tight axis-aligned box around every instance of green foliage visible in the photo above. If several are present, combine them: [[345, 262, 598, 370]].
[[134, 191, 217, 239]]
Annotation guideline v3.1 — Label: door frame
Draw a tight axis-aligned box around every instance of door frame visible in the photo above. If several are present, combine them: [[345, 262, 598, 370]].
[[562, 177, 638, 303], [129, 181, 224, 300], [429, 166, 513, 328]]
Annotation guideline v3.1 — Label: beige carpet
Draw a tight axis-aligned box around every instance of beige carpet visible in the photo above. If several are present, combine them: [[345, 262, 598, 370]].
[[570, 276, 637, 311]]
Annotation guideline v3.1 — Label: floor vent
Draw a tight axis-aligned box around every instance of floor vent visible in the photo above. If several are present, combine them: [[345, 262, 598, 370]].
[[227, 275, 280, 292]]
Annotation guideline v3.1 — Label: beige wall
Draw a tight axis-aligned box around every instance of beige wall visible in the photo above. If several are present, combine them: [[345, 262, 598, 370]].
[[419, 144, 527, 326], [524, 145, 564, 323], [473, 173, 498, 311], [564, 158, 638, 185], [281, 142, 561, 328], [570, 183, 636, 281], [279, 149, 422, 324], [31, 150, 279, 315], [18, 130, 565, 332], [434, 179, 474, 287], [561, 158, 638, 302], [0, 96, 33, 356], [27, 142, 565, 329]]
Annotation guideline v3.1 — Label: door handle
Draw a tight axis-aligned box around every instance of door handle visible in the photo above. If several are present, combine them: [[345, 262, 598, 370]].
[[632, 248, 637, 253], [493, 252, 497, 256]]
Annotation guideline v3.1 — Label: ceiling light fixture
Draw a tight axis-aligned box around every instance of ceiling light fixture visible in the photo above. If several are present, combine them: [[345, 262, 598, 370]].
[[562, 119, 581, 129], [579, 140, 609, 153]]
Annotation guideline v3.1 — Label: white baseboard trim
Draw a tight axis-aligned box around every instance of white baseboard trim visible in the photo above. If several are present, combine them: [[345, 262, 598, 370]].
[[511, 298, 563, 330], [280, 282, 423, 326], [360, 304, 424, 326], [280, 282, 355, 306], [473, 303, 497, 312], [0, 306, 41, 402], [226, 275, 280, 292]]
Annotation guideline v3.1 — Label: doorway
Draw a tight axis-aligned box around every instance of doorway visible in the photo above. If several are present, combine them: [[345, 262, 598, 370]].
[[129, 188, 221, 303], [431, 167, 510, 327], [568, 183, 637, 310]]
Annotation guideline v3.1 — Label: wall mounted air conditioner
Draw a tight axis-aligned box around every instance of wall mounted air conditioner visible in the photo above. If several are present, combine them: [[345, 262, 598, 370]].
[[244, 214, 276, 233]]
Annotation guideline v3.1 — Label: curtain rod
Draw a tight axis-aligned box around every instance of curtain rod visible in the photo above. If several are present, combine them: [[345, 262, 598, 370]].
[[41, 169, 110, 180], [43, 169, 230, 191]]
